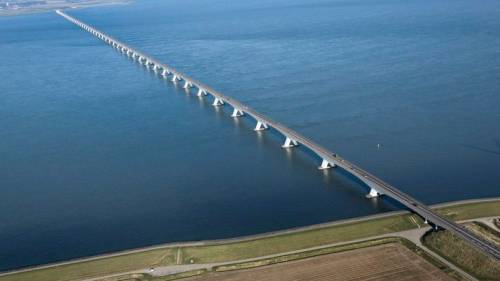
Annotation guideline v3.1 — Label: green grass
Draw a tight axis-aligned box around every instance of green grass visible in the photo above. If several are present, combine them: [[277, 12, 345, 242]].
[[179, 214, 416, 264], [436, 200, 500, 221], [0, 249, 176, 281], [423, 229, 500, 281], [1, 199, 498, 281], [141, 269, 208, 281], [111, 238, 465, 281], [212, 238, 397, 272], [464, 221, 500, 246], [92, 270, 209, 281]]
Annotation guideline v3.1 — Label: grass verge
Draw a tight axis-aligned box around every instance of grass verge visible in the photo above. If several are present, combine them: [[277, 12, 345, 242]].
[[114, 237, 465, 281], [464, 221, 500, 247], [422, 228, 500, 281], [1, 199, 498, 281]]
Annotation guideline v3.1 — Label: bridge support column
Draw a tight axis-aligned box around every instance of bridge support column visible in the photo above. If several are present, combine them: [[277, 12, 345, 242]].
[[171, 75, 180, 82], [197, 89, 207, 97], [254, 121, 269, 131], [162, 69, 169, 76], [213, 98, 224, 106], [183, 81, 193, 89], [153, 65, 159, 72], [366, 188, 382, 198], [231, 108, 244, 117], [282, 137, 298, 148], [318, 159, 334, 170]]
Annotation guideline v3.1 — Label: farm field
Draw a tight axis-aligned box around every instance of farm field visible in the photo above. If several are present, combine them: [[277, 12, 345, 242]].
[[181, 243, 454, 281], [2, 199, 498, 281]]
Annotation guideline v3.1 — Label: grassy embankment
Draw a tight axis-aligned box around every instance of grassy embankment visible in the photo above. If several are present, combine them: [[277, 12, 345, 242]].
[[1, 199, 499, 281], [464, 221, 500, 247], [100, 237, 466, 281], [209, 237, 463, 279], [423, 222, 500, 281]]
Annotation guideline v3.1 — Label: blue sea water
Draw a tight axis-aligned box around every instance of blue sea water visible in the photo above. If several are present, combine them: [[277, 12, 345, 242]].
[[1, 0, 500, 271]]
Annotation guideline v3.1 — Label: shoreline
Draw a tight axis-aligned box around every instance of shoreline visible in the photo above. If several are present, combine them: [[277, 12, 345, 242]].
[[0, 1, 131, 17], [2, 196, 499, 277]]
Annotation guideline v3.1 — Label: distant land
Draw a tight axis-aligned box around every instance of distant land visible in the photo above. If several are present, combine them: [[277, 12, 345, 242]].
[[0, 0, 130, 16]]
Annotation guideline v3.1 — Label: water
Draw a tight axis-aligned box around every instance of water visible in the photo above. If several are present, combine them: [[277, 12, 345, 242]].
[[1, 0, 499, 271]]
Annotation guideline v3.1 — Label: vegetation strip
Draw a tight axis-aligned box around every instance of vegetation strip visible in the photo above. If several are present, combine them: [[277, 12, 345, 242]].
[[117, 238, 465, 281], [1, 199, 499, 281], [423, 223, 500, 281]]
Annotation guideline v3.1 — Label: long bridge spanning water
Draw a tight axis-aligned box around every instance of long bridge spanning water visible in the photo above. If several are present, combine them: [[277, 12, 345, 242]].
[[57, 10, 500, 259]]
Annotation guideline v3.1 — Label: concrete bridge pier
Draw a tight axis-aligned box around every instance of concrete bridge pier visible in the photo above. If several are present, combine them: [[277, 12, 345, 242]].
[[231, 108, 244, 117], [213, 98, 225, 106], [197, 89, 208, 97], [282, 137, 298, 148], [318, 159, 334, 170], [153, 65, 159, 72], [183, 81, 193, 89], [171, 74, 180, 82], [162, 69, 170, 76], [366, 188, 383, 198], [254, 121, 269, 131]]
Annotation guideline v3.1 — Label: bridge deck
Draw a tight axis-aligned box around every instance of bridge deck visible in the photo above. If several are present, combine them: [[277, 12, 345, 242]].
[[56, 10, 499, 260]]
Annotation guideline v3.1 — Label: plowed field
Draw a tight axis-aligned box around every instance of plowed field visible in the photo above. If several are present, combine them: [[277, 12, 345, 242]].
[[184, 243, 454, 281]]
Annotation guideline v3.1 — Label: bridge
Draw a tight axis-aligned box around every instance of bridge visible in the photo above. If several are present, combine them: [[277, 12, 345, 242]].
[[56, 10, 500, 260]]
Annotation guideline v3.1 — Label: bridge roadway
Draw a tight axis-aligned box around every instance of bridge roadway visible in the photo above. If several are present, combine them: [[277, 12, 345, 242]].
[[56, 10, 500, 260]]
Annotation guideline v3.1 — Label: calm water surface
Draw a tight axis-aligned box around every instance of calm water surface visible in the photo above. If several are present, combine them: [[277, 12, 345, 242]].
[[1, 0, 500, 271]]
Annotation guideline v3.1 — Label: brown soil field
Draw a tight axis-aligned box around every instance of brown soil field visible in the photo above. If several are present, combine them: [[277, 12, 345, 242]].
[[183, 243, 454, 281]]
